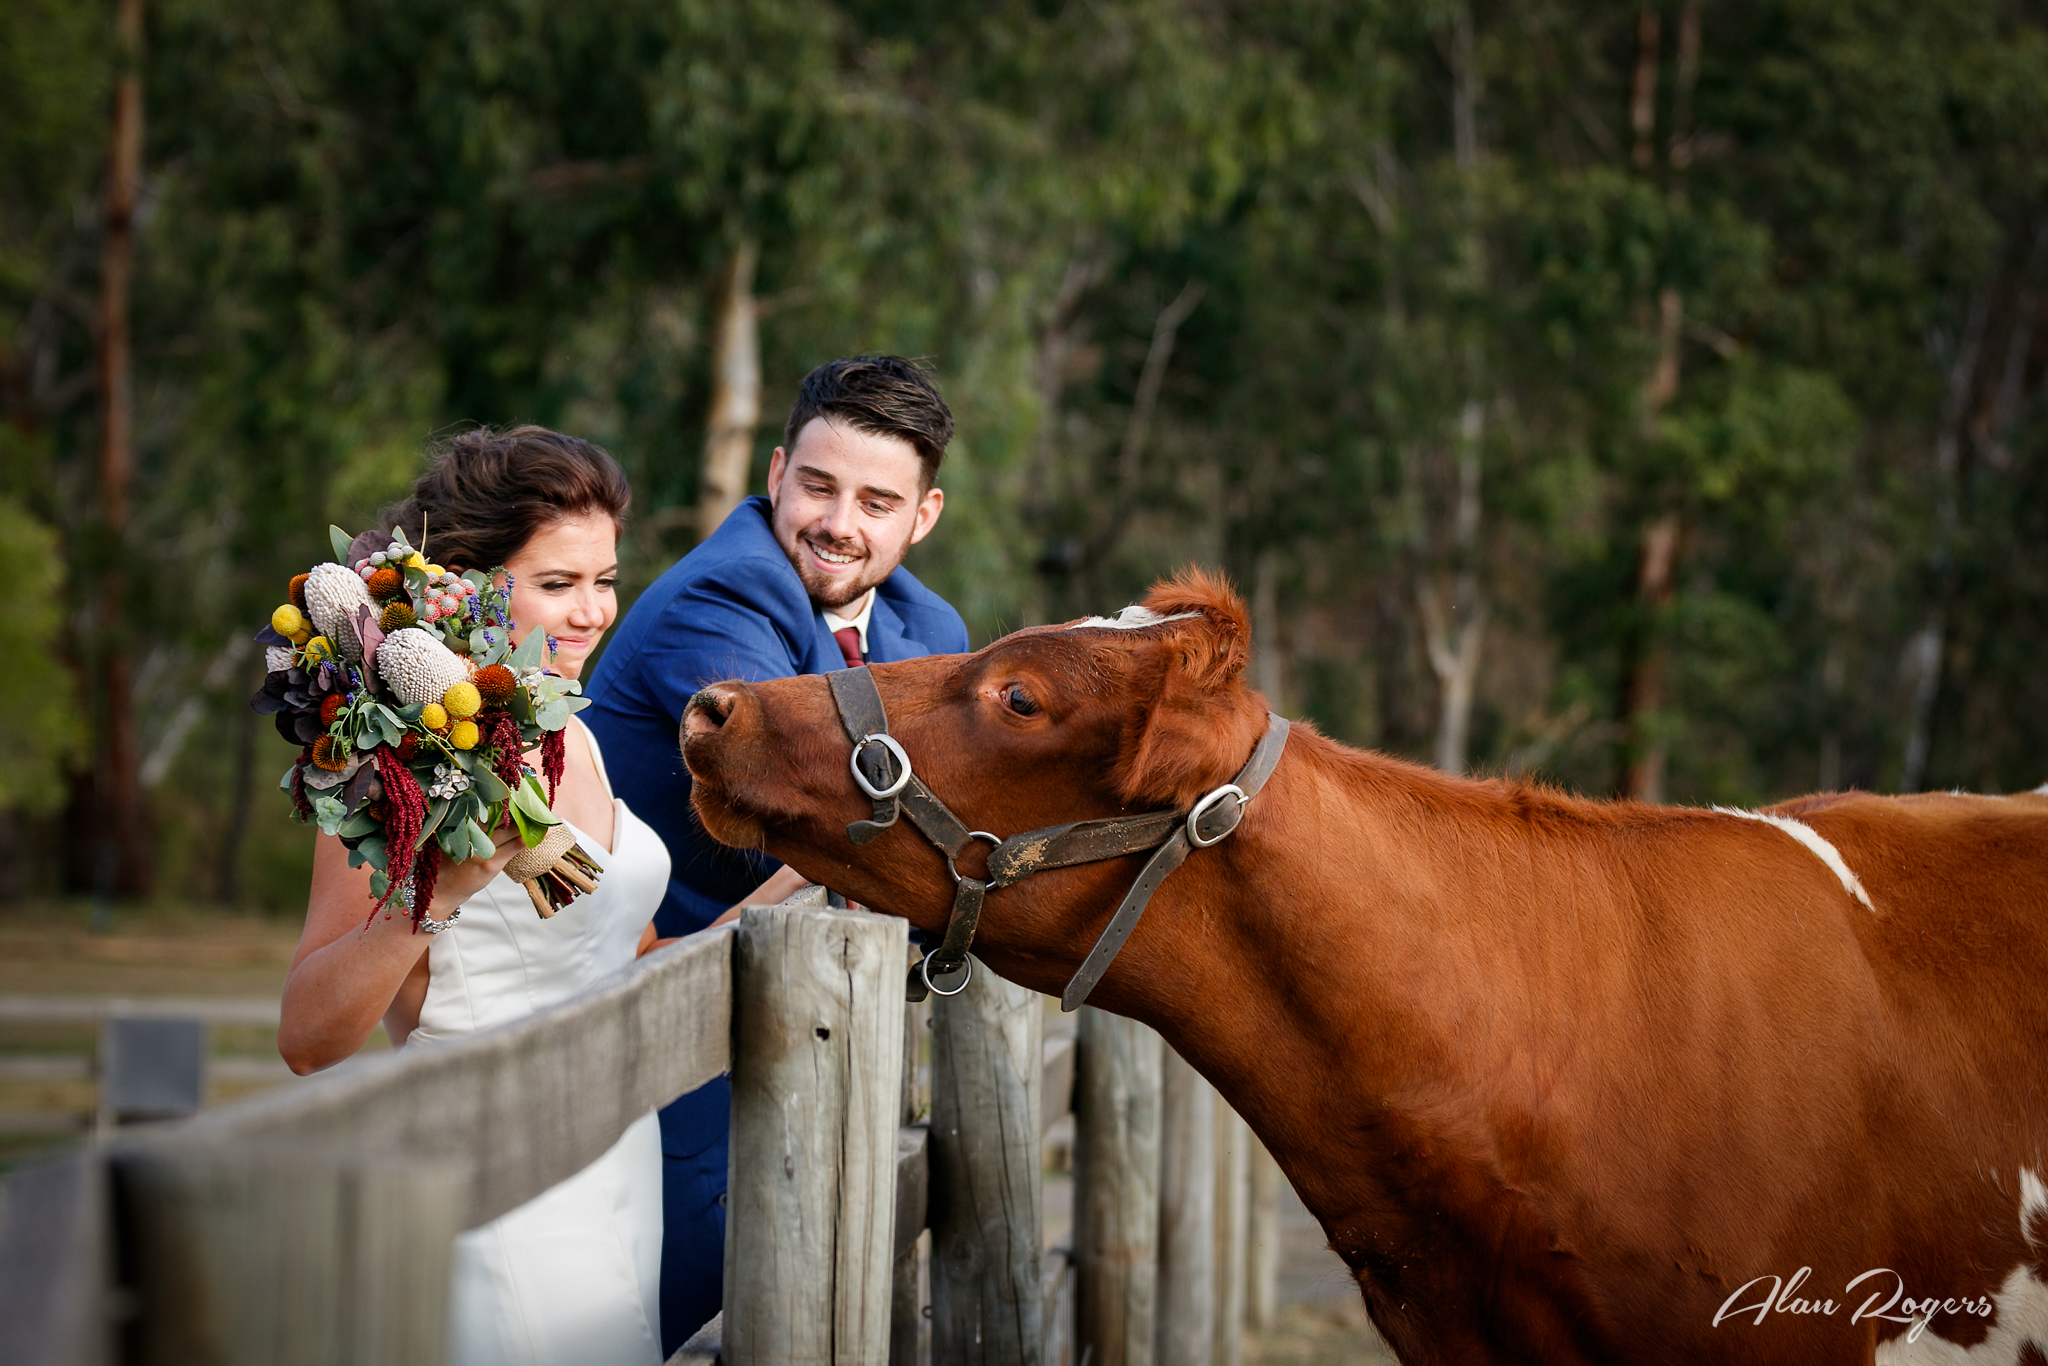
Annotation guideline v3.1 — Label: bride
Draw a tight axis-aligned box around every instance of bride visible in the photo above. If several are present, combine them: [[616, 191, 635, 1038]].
[[276, 425, 801, 1365]]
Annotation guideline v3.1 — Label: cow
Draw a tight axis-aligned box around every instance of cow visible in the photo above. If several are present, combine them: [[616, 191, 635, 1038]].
[[680, 568, 2048, 1365]]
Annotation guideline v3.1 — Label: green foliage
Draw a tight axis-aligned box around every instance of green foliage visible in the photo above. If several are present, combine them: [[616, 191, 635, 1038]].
[[8, 0, 2048, 907], [0, 496, 83, 811]]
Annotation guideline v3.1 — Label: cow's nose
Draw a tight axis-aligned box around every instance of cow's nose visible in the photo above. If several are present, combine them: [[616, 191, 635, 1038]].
[[685, 685, 737, 737]]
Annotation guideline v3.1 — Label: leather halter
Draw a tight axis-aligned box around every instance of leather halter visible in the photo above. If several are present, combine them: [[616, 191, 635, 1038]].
[[825, 666, 1289, 1010]]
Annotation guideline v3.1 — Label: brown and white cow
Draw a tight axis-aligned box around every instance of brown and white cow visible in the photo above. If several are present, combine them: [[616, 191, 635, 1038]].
[[681, 569, 2048, 1365]]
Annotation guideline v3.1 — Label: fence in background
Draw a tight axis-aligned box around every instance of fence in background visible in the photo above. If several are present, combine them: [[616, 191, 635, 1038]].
[[0, 889, 1284, 1366]]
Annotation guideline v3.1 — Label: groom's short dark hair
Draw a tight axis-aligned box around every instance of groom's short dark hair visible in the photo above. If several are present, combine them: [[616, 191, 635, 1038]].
[[783, 356, 955, 491]]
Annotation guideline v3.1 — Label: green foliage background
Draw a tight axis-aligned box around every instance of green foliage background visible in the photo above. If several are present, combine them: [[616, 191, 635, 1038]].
[[6, 0, 2048, 908]]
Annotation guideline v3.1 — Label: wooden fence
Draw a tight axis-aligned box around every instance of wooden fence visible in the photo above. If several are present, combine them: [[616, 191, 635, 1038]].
[[0, 888, 1280, 1366]]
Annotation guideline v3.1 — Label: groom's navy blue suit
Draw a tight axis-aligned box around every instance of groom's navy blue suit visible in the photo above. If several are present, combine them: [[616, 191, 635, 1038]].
[[582, 494, 967, 1352]]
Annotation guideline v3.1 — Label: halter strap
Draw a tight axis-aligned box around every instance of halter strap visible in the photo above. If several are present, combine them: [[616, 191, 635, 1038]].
[[825, 664, 1288, 1007]]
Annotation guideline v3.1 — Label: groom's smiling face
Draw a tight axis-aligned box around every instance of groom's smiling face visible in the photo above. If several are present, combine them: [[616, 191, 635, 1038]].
[[766, 416, 944, 611]]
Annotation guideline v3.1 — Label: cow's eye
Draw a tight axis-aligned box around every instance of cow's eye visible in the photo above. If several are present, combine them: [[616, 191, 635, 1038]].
[[1003, 685, 1040, 717]]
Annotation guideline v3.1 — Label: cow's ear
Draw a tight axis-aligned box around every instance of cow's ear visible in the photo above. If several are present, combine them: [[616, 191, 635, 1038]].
[[1139, 567, 1251, 690], [1112, 569, 1264, 808]]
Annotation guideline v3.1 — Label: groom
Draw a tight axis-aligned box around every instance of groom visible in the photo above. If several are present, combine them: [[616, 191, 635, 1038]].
[[583, 355, 969, 1352]]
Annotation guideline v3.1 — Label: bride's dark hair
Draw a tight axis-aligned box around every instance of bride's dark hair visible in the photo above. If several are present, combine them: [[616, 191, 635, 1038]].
[[381, 425, 631, 571]]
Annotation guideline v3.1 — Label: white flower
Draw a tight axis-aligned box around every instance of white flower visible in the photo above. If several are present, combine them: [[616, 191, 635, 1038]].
[[303, 562, 375, 659], [376, 626, 471, 707], [264, 645, 295, 673], [428, 763, 471, 800]]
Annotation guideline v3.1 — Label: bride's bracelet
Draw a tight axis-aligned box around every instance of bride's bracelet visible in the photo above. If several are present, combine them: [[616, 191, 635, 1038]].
[[402, 884, 461, 935], [419, 907, 461, 934]]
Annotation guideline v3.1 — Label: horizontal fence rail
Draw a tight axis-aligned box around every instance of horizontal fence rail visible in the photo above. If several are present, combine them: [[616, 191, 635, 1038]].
[[0, 891, 1273, 1366]]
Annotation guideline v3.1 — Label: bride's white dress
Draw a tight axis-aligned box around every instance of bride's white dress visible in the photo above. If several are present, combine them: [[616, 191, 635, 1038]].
[[409, 720, 669, 1366]]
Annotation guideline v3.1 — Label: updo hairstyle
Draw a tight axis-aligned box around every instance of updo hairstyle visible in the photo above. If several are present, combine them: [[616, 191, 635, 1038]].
[[381, 425, 631, 572]]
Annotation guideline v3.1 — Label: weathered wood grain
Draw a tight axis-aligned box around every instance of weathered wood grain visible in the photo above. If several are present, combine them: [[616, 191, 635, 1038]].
[[0, 1151, 108, 1366], [929, 956, 1044, 1366], [724, 903, 908, 1366], [1156, 1049, 1216, 1366], [165, 922, 733, 1228], [891, 999, 924, 1366], [1247, 1140, 1281, 1329], [1211, 1105, 1251, 1366], [1041, 1032, 1076, 1138], [114, 1141, 466, 1366], [1074, 1006, 1162, 1366]]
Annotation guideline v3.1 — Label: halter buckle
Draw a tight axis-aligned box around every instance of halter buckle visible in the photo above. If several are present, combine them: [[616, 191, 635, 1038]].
[[850, 733, 914, 799], [1185, 784, 1247, 848]]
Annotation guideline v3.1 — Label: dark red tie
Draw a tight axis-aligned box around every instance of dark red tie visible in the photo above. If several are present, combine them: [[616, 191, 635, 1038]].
[[833, 627, 864, 669]]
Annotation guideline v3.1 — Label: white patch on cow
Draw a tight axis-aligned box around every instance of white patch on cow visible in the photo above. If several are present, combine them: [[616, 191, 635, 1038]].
[[2022, 1169, 2048, 1252], [1712, 806, 1875, 910], [2032, 781, 2048, 795], [1871, 1169, 2048, 1363], [1072, 605, 1204, 631]]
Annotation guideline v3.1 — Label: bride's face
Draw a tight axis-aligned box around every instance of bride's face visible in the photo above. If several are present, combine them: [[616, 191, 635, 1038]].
[[501, 512, 620, 680]]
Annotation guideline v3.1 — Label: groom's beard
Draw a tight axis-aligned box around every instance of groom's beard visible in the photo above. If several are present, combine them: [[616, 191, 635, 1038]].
[[785, 524, 914, 611]]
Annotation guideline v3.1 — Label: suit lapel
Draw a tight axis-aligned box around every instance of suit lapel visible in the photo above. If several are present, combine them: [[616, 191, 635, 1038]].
[[865, 594, 928, 665]]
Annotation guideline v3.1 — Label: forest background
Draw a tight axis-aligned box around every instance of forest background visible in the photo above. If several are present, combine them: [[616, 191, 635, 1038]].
[[5, 0, 2048, 910]]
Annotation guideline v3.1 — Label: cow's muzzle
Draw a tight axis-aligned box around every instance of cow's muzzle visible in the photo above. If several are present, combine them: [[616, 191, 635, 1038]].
[[684, 683, 744, 738]]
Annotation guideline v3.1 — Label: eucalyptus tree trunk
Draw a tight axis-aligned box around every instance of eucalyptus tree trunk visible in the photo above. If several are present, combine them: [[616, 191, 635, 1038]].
[[1900, 295, 1989, 791], [88, 0, 151, 896], [1414, 0, 1490, 777], [695, 241, 761, 540], [1621, 2, 1698, 804]]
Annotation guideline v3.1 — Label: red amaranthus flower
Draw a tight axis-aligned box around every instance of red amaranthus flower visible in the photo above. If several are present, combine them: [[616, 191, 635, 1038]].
[[372, 745, 433, 926]]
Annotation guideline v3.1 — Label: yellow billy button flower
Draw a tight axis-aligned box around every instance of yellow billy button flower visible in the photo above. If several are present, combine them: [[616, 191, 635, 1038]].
[[448, 719, 480, 751], [271, 604, 311, 642], [302, 635, 335, 665], [442, 681, 483, 720], [419, 702, 449, 732]]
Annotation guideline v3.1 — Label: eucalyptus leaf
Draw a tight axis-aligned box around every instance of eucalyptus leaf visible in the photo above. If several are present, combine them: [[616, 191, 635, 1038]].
[[510, 802, 548, 849], [512, 774, 559, 826], [470, 767, 510, 803], [358, 835, 388, 872], [509, 628, 546, 670], [311, 793, 347, 837], [338, 810, 379, 839], [419, 796, 450, 847], [329, 525, 352, 563], [369, 870, 390, 898]]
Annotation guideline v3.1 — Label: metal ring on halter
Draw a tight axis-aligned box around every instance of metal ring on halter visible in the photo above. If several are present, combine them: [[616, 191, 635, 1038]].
[[944, 831, 1002, 886], [849, 733, 914, 799], [1185, 784, 1248, 848], [921, 954, 973, 997]]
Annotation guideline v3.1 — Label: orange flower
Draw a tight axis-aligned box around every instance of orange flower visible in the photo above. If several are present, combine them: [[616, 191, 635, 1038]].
[[319, 694, 345, 725], [380, 600, 418, 632], [366, 566, 405, 601], [396, 733, 421, 763], [289, 573, 310, 612], [310, 735, 349, 771], [473, 664, 517, 706]]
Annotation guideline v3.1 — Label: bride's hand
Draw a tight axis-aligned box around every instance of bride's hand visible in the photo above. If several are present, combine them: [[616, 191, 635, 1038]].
[[421, 825, 527, 920]]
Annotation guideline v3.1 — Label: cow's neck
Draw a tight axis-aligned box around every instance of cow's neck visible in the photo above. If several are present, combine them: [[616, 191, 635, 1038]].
[[1048, 731, 1630, 1290]]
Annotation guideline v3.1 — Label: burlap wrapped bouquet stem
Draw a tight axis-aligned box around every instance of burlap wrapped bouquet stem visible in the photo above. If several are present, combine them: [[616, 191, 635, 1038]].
[[502, 824, 599, 919]]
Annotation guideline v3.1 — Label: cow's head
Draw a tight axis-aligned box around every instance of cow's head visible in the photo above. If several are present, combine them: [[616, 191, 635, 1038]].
[[681, 569, 1271, 1002]]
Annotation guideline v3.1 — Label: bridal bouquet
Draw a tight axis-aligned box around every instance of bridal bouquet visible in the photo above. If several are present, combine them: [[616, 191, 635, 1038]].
[[252, 525, 603, 925]]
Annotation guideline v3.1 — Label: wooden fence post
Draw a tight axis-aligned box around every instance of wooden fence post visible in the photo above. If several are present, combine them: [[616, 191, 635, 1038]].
[[930, 955, 1044, 1366], [0, 1151, 109, 1366], [725, 903, 908, 1366], [112, 1141, 468, 1366], [1211, 1108, 1250, 1366], [890, 995, 926, 1366], [1247, 1141, 1281, 1330], [1156, 1050, 1215, 1366], [1073, 1007, 1162, 1366]]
